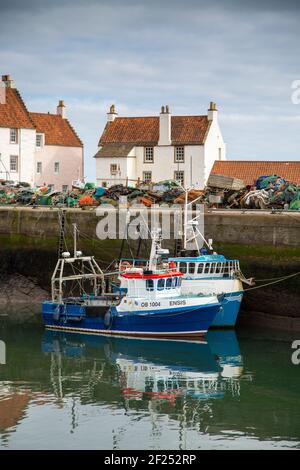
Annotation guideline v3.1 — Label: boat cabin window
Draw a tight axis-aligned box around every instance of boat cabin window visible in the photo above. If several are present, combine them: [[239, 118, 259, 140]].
[[188, 262, 195, 274], [166, 277, 173, 289], [215, 262, 222, 273], [204, 263, 210, 274], [179, 262, 187, 274], [172, 277, 177, 288], [197, 263, 204, 274], [210, 263, 216, 274], [146, 279, 154, 291], [157, 278, 165, 290]]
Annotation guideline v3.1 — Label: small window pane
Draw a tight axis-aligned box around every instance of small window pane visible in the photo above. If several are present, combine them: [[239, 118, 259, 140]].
[[37, 162, 42, 174], [166, 277, 173, 289], [110, 164, 118, 175], [197, 263, 204, 274], [36, 134, 43, 147], [174, 171, 184, 186], [146, 279, 154, 291], [10, 129, 17, 143], [189, 263, 195, 274], [157, 278, 165, 290], [143, 171, 152, 183], [10, 155, 18, 172], [54, 162, 59, 174], [179, 262, 187, 274], [175, 147, 184, 162], [144, 147, 154, 162]]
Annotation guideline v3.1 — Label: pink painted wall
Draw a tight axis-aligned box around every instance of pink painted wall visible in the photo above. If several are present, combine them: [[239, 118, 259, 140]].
[[35, 145, 83, 190]]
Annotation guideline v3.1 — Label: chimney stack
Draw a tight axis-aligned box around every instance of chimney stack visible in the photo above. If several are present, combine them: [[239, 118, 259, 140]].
[[107, 104, 118, 122], [57, 100, 66, 119], [207, 101, 218, 121], [0, 83, 5, 105], [2, 75, 14, 88], [158, 104, 171, 146]]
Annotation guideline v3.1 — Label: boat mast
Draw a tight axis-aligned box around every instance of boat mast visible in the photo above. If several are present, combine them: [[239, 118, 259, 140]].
[[182, 187, 214, 254], [73, 223, 77, 258]]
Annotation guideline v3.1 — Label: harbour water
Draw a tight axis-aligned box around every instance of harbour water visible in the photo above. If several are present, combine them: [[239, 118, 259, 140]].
[[0, 314, 300, 450]]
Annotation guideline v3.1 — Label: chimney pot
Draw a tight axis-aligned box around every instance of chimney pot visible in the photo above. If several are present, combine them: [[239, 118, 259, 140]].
[[2, 75, 14, 88], [161, 105, 165, 114], [166, 105, 170, 113], [57, 100, 66, 118], [107, 104, 118, 122], [207, 101, 218, 121]]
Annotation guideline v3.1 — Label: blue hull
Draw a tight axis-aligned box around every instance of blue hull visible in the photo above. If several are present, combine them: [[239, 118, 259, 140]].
[[211, 292, 243, 327], [42, 301, 219, 338]]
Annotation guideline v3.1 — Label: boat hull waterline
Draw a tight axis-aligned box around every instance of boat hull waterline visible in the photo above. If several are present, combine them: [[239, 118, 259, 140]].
[[42, 301, 220, 338]]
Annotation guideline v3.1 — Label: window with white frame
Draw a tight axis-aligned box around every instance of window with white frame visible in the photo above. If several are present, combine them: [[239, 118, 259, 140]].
[[36, 134, 43, 147], [175, 146, 184, 162], [48, 184, 54, 191], [218, 147, 222, 160], [144, 147, 154, 163], [37, 162, 42, 174], [174, 170, 184, 186], [10, 155, 18, 172], [10, 128, 18, 144], [143, 171, 152, 183], [54, 162, 60, 174], [62, 185, 68, 193], [110, 164, 118, 175]]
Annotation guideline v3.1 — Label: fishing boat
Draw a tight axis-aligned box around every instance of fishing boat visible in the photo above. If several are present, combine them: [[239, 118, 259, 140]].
[[42, 225, 221, 338], [117, 190, 254, 328]]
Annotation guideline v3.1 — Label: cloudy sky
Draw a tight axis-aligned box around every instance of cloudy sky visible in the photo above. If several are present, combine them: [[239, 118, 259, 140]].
[[1, 0, 300, 180]]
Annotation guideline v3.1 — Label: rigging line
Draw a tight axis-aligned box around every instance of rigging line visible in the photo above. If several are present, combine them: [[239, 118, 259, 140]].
[[244, 271, 300, 292], [254, 271, 300, 282], [69, 227, 114, 266]]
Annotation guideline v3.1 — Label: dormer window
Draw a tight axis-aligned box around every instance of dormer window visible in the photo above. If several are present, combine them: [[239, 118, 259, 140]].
[[10, 128, 18, 144], [36, 133, 43, 147]]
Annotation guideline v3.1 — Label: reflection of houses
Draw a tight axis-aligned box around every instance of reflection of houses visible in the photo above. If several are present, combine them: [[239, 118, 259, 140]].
[[0, 390, 30, 433], [95, 103, 226, 189]]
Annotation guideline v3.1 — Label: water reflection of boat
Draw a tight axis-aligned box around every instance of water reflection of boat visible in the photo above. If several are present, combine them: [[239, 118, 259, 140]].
[[42, 330, 246, 404]]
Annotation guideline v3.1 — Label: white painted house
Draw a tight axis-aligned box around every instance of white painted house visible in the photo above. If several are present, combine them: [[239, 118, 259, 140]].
[[95, 103, 226, 188], [0, 75, 84, 190]]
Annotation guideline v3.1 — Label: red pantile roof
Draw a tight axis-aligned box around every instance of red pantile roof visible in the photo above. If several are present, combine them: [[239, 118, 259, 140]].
[[30, 112, 83, 147], [0, 87, 35, 129], [211, 161, 300, 186], [99, 116, 210, 145]]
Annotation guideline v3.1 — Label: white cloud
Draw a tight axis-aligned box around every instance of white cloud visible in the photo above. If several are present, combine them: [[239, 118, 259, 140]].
[[1, 0, 300, 179]]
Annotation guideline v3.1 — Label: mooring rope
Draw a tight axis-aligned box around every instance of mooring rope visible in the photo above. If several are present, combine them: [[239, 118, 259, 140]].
[[244, 271, 300, 292]]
